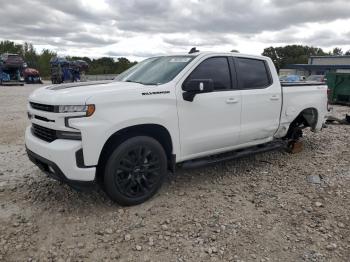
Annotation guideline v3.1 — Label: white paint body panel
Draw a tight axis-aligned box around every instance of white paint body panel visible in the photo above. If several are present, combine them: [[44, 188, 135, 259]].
[[175, 54, 242, 160], [239, 57, 282, 143], [25, 127, 96, 181], [275, 84, 328, 138], [25, 52, 328, 181]]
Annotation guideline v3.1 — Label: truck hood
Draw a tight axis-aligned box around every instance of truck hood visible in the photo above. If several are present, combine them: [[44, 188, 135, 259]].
[[29, 81, 146, 105]]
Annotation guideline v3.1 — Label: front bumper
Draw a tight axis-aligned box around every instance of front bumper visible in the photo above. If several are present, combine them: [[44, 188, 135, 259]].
[[25, 126, 96, 182]]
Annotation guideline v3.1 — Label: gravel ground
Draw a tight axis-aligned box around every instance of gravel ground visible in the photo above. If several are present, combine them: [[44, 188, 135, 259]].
[[0, 84, 349, 262]]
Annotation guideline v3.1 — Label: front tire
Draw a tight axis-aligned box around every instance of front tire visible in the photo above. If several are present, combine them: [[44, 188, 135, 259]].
[[103, 136, 167, 206]]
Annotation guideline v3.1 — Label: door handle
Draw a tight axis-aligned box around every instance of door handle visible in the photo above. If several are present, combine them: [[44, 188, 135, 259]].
[[270, 95, 279, 101], [226, 97, 239, 104]]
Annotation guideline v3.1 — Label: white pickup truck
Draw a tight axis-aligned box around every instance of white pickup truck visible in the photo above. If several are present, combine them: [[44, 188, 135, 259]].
[[25, 52, 329, 205]]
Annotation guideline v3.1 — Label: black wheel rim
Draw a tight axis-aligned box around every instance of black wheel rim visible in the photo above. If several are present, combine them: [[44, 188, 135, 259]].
[[114, 145, 161, 198]]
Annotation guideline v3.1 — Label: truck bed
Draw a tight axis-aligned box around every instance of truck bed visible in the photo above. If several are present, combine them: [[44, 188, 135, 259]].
[[281, 81, 325, 87], [277, 82, 328, 138]]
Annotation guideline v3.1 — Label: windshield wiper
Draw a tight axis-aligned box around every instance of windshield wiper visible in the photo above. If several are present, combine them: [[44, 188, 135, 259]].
[[125, 80, 144, 84], [125, 80, 156, 85]]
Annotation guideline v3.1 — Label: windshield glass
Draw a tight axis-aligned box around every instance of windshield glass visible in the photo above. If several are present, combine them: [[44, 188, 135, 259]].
[[114, 56, 195, 85]]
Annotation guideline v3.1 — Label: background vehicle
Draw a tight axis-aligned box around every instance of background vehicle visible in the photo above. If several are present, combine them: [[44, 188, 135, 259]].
[[23, 67, 42, 84], [279, 74, 306, 82], [50, 57, 88, 84], [26, 52, 328, 205], [0, 53, 24, 86]]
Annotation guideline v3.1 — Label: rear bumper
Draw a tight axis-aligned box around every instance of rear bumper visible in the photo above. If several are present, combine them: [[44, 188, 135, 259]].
[[25, 126, 96, 182]]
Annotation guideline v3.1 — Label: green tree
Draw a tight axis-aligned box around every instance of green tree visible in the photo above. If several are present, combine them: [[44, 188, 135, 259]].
[[0, 40, 137, 77], [70, 56, 137, 75], [71, 56, 92, 64], [262, 46, 281, 70], [332, 47, 343, 56], [0, 40, 23, 54], [116, 57, 136, 74], [23, 42, 39, 68], [262, 45, 327, 71], [37, 49, 57, 77]]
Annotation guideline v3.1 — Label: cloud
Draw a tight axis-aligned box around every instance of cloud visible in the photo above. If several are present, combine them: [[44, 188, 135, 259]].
[[253, 21, 350, 48], [111, 0, 350, 34], [163, 34, 234, 47], [0, 0, 349, 59]]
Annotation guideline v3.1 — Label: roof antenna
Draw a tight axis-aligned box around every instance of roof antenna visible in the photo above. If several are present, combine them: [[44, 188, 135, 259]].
[[189, 47, 199, 54]]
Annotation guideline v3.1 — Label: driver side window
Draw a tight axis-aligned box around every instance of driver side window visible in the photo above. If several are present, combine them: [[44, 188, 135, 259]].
[[186, 57, 232, 90]]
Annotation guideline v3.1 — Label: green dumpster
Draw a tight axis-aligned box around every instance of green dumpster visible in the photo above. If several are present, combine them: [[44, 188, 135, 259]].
[[326, 72, 350, 105]]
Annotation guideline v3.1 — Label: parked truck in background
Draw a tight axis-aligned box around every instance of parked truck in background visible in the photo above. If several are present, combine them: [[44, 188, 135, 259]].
[[50, 57, 89, 84], [0, 53, 24, 86], [25, 51, 329, 205]]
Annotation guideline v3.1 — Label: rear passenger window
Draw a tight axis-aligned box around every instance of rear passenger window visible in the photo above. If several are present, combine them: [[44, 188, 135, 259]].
[[187, 57, 231, 90], [236, 58, 272, 89]]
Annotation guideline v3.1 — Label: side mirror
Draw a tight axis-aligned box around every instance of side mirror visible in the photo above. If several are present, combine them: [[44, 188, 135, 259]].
[[182, 79, 214, 101]]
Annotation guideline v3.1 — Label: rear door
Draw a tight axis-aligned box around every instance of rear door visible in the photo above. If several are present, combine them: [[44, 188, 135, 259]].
[[235, 57, 282, 143], [176, 56, 242, 160]]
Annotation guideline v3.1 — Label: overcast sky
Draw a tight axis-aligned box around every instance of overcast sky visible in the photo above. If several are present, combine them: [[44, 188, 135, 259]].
[[1, 0, 350, 61]]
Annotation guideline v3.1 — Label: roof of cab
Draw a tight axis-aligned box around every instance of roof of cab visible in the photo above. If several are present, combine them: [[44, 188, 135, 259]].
[[161, 51, 269, 60]]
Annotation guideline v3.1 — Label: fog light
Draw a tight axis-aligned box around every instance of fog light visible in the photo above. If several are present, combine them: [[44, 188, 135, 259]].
[[56, 131, 82, 140]]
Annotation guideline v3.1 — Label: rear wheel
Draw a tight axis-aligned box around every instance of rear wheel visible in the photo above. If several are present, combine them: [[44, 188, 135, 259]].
[[103, 136, 167, 206]]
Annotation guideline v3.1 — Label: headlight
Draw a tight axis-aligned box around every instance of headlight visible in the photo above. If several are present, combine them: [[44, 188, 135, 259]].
[[58, 105, 87, 113], [58, 104, 95, 116]]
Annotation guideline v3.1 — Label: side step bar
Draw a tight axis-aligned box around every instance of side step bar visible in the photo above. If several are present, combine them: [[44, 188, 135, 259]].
[[180, 141, 285, 169]]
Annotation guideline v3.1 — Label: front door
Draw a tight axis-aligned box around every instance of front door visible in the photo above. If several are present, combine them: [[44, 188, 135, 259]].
[[176, 56, 242, 160]]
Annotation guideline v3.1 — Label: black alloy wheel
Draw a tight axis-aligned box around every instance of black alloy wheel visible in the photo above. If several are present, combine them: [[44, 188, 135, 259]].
[[104, 136, 167, 206]]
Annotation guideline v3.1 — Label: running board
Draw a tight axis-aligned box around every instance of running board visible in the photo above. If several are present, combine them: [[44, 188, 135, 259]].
[[180, 141, 285, 169]]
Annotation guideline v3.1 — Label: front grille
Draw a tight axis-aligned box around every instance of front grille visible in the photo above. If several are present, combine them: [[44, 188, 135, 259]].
[[30, 102, 56, 112], [34, 115, 54, 122], [32, 124, 57, 142]]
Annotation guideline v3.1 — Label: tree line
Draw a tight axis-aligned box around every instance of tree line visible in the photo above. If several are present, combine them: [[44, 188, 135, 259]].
[[0, 40, 137, 77], [262, 45, 350, 71], [1, 40, 350, 77]]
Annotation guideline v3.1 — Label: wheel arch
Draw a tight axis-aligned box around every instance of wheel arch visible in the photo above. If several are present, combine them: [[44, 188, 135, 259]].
[[96, 124, 174, 184], [285, 107, 319, 139], [300, 107, 319, 129]]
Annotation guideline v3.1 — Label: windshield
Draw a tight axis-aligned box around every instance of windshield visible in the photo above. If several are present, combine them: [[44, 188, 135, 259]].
[[114, 56, 195, 85]]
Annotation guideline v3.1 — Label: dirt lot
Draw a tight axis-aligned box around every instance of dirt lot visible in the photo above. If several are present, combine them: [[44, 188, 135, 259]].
[[0, 84, 349, 262]]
